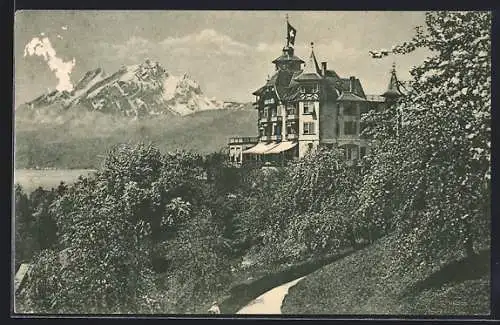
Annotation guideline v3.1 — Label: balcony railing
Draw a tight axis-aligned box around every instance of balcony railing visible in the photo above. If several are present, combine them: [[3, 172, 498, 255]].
[[270, 115, 283, 122], [287, 133, 299, 140], [228, 136, 260, 144], [270, 134, 282, 141], [365, 94, 386, 103], [260, 135, 271, 141]]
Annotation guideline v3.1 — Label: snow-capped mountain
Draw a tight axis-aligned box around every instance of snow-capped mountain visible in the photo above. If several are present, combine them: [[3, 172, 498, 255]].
[[22, 60, 242, 117]]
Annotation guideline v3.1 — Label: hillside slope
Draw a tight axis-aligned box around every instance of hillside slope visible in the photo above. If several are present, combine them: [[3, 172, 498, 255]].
[[281, 236, 490, 315], [15, 106, 257, 169]]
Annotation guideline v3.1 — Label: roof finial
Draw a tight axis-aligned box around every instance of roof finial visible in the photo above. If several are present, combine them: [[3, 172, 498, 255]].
[[391, 61, 396, 72], [286, 13, 289, 22], [311, 41, 314, 50]]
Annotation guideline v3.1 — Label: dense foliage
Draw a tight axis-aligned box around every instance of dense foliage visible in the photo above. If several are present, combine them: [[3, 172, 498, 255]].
[[363, 11, 491, 273], [16, 144, 234, 313]]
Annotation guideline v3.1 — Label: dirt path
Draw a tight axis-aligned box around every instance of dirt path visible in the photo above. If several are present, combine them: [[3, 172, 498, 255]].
[[236, 276, 305, 314]]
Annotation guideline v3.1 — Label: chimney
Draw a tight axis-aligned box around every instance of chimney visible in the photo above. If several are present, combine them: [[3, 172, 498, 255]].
[[349, 76, 355, 93], [321, 62, 327, 76]]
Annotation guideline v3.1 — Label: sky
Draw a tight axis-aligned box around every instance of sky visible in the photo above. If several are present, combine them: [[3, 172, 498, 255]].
[[14, 10, 431, 105]]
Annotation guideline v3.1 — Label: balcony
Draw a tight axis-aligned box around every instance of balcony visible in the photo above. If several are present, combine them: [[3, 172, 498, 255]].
[[259, 116, 270, 124], [228, 136, 260, 145], [270, 115, 283, 122], [287, 133, 299, 140], [263, 98, 277, 107], [270, 134, 282, 141], [260, 135, 271, 142]]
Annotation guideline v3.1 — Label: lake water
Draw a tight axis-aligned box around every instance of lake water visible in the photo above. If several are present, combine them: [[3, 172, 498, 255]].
[[14, 169, 97, 193]]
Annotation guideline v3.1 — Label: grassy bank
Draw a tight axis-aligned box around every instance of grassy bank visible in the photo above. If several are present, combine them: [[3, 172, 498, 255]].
[[281, 236, 490, 315], [216, 247, 361, 314]]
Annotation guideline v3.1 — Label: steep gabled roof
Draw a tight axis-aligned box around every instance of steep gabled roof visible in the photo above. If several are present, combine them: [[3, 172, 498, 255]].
[[281, 84, 301, 101], [333, 78, 366, 98], [324, 69, 340, 79], [294, 47, 322, 81], [252, 85, 267, 96]]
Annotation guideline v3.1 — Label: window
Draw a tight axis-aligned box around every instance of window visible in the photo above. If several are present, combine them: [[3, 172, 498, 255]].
[[271, 107, 277, 117], [343, 103, 357, 116], [265, 125, 272, 136], [263, 107, 269, 119], [303, 122, 315, 135], [360, 146, 367, 158], [342, 145, 359, 161], [344, 121, 357, 135], [287, 103, 298, 115], [303, 102, 314, 114], [287, 123, 298, 135]]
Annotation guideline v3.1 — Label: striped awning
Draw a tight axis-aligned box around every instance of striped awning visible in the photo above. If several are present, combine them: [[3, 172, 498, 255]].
[[263, 141, 297, 154], [242, 142, 283, 154], [242, 142, 269, 154]]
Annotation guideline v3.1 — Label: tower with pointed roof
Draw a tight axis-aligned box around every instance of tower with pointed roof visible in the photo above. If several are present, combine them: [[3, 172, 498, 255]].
[[228, 18, 403, 166], [382, 62, 403, 102]]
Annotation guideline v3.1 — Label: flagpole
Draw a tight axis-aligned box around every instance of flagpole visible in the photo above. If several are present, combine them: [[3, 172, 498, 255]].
[[285, 13, 289, 48]]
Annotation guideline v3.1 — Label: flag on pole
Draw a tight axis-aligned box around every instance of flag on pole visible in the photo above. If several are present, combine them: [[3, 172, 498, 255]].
[[287, 22, 297, 46]]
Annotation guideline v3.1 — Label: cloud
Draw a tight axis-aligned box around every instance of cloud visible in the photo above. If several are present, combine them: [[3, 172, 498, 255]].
[[24, 37, 76, 92], [103, 29, 254, 61], [104, 29, 360, 65], [256, 39, 361, 61], [162, 29, 251, 56]]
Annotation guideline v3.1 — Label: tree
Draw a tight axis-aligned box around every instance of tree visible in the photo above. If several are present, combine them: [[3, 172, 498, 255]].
[[14, 184, 34, 269], [368, 11, 491, 272], [21, 172, 153, 313]]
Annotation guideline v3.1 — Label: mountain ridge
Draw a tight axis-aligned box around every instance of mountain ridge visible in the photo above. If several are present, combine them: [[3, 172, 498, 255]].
[[19, 59, 249, 117]]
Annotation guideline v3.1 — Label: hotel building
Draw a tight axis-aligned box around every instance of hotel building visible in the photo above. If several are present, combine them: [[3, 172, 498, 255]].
[[228, 20, 403, 166]]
